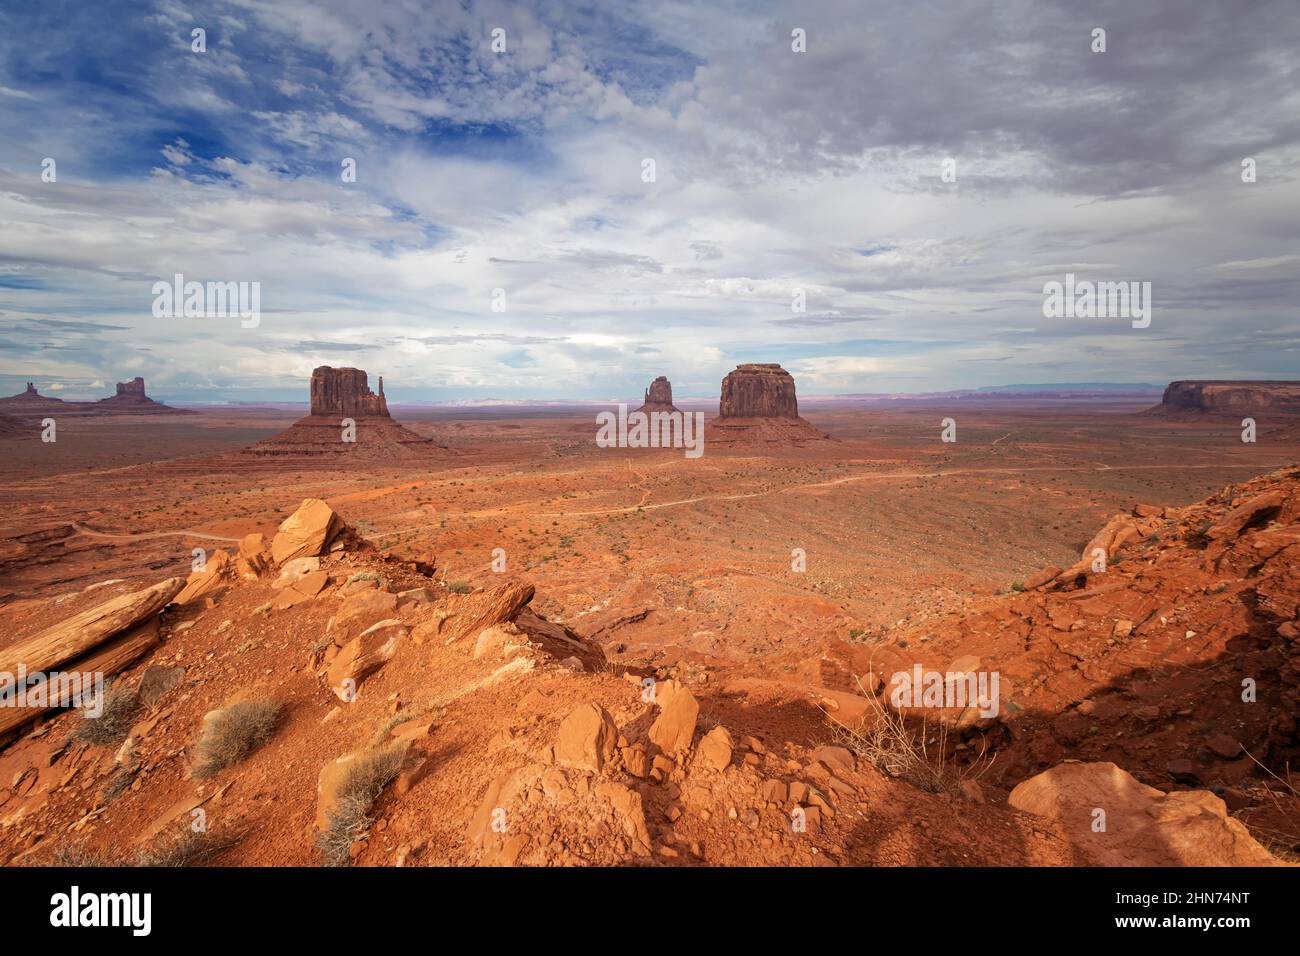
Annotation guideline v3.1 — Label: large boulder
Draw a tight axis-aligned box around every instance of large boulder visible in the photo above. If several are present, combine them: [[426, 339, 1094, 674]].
[[1008, 761, 1282, 866], [174, 549, 234, 606], [648, 679, 699, 755], [555, 703, 618, 773], [694, 725, 734, 771], [271, 499, 343, 564]]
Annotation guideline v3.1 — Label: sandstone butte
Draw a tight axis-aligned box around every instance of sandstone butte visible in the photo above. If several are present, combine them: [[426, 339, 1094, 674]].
[[243, 365, 444, 460], [707, 363, 830, 445], [634, 375, 680, 415]]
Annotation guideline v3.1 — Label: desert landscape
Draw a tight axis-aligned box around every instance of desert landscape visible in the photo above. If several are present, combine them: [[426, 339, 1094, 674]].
[[3, 1, 1300, 937], [0, 365, 1297, 870]]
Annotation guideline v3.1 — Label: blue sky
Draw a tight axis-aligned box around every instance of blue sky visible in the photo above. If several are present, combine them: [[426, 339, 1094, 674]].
[[1, 0, 1298, 403]]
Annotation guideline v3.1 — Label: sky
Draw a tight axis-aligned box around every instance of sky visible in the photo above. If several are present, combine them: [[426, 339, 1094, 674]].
[[0, 0, 1298, 404]]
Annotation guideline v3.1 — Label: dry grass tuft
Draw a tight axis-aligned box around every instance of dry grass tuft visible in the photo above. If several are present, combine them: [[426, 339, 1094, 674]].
[[74, 682, 139, 747], [827, 676, 992, 794], [316, 744, 407, 866], [52, 842, 113, 867], [192, 697, 283, 778], [135, 827, 239, 867]]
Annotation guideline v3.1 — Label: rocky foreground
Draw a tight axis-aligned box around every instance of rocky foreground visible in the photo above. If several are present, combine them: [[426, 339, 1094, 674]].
[[0, 470, 1296, 866]]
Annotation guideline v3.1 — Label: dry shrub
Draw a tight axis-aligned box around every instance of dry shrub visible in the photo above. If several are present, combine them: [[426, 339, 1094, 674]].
[[135, 827, 238, 867], [74, 682, 139, 747], [316, 744, 406, 867], [827, 676, 992, 794], [193, 698, 283, 777], [52, 842, 113, 867]]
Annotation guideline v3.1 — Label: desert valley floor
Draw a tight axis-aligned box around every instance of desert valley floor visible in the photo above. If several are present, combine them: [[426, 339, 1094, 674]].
[[1, 398, 1298, 866]]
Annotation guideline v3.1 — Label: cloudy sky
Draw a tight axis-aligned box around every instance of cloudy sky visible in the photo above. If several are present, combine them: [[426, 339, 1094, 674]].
[[1, 0, 1298, 403]]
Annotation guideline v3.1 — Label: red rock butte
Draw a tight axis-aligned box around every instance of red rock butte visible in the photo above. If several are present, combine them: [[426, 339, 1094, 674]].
[[244, 365, 443, 460], [310, 366, 390, 418], [94, 377, 177, 412], [635, 375, 679, 414], [708, 363, 829, 444]]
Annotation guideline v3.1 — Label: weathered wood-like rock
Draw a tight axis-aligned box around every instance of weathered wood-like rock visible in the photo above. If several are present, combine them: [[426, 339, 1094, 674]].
[[0, 577, 183, 679], [0, 579, 180, 737]]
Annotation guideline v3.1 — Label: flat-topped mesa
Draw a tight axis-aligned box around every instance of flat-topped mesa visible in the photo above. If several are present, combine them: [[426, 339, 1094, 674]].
[[719, 363, 800, 419], [707, 363, 830, 445], [1156, 380, 1300, 415], [636, 375, 679, 414], [310, 366, 390, 418]]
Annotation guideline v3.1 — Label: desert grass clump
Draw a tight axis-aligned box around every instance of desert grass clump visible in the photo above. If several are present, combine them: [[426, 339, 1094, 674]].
[[74, 682, 139, 747], [446, 580, 473, 594], [827, 676, 991, 794], [100, 765, 135, 804], [316, 745, 407, 867], [52, 842, 114, 867], [135, 826, 238, 867], [193, 698, 283, 778]]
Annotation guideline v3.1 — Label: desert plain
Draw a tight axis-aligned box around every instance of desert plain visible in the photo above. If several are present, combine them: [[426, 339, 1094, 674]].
[[1, 382, 1299, 868]]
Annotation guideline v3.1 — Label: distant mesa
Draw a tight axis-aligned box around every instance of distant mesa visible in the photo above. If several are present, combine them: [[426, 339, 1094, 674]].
[[635, 375, 679, 415], [1149, 380, 1300, 418], [708, 363, 830, 445], [0, 377, 188, 420], [245, 365, 445, 460], [94, 377, 182, 413]]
